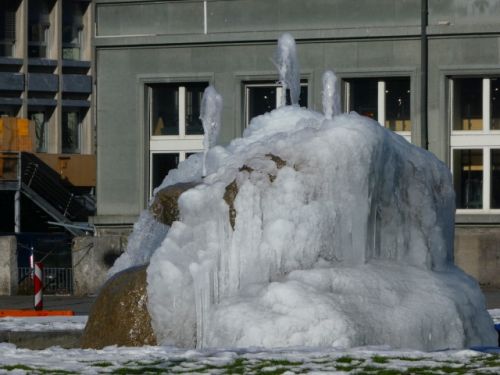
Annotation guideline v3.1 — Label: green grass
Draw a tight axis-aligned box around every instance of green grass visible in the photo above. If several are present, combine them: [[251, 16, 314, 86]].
[[337, 356, 355, 363], [372, 355, 389, 364], [91, 361, 114, 367]]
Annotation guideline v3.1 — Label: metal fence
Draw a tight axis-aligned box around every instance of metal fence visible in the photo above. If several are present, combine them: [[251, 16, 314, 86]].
[[18, 267, 73, 295]]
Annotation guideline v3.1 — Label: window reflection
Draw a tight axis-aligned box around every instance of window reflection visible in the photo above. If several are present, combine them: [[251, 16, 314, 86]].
[[453, 149, 483, 209]]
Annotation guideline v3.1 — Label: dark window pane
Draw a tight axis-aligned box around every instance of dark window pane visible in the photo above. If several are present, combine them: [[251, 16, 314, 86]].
[[152, 153, 179, 191], [385, 78, 411, 131], [62, 111, 81, 154], [491, 149, 500, 208], [247, 86, 276, 120], [453, 78, 482, 130], [28, 0, 51, 58], [349, 79, 378, 120], [285, 85, 308, 107], [491, 78, 500, 130], [185, 83, 207, 135], [151, 85, 179, 136], [0, 1, 17, 57], [62, 1, 86, 61], [29, 111, 49, 153], [453, 149, 483, 209]]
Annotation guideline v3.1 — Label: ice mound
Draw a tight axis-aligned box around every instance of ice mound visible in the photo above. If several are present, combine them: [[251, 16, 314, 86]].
[[141, 106, 496, 351]]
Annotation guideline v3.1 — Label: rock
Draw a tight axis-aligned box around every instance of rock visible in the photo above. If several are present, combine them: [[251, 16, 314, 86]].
[[80, 264, 156, 348], [149, 182, 198, 225]]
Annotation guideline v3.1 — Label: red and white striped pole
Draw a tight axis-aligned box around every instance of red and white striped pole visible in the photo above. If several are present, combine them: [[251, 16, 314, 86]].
[[33, 262, 43, 310]]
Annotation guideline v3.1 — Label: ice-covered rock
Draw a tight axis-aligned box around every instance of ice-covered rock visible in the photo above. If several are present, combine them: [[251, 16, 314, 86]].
[[141, 106, 496, 351]]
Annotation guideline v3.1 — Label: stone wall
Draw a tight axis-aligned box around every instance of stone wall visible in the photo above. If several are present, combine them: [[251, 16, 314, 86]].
[[72, 235, 127, 296], [0, 236, 18, 296], [455, 226, 500, 288]]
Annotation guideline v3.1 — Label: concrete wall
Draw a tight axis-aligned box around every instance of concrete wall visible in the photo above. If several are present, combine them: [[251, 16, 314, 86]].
[[93, 0, 500, 222], [455, 227, 500, 288], [0, 236, 18, 296], [72, 235, 126, 296]]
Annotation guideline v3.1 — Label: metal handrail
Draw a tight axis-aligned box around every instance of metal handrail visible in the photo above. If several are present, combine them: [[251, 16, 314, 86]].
[[19, 152, 95, 221]]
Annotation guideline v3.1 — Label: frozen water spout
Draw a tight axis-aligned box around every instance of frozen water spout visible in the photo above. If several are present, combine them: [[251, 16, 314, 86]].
[[200, 86, 223, 177], [322, 70, 341, 119], [275, 33, 300, 106]]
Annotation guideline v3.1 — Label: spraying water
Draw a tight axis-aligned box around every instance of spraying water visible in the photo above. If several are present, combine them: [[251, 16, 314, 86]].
[[200, 86, 223, 177], [322, 70, 341, 119], [275, 33, 300, 106]]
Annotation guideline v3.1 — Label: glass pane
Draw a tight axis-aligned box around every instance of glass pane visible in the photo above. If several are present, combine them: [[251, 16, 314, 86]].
[[185, 83, 207, 135], [453, 149, 483, 209], [491, 78, 500, 130], [151, 85, 179, 136], [151, 153, 179, 191], [62, 47, 80, 60], [247, 86, 276, 120], [491, 149, 500, 208], [29, 111, 48, 153], [385, 78, 411, 131], [285, 85, 308, 107], [62, 111, 80, 154], [453, 78, 482, 131], [349, 79, 378, 120]]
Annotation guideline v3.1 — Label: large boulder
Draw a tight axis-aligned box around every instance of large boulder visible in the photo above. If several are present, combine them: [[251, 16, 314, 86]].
[[80, 265, 156, 348], [150, 182, 198, 225]]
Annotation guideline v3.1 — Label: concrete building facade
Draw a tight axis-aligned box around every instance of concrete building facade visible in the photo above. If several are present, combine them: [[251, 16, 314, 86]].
[[93, 0, 500, 286], [0, 0, 93, 155]]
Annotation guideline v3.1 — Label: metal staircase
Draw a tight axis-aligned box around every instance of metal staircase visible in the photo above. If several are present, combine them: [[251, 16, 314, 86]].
[[0, 152, 95, 236]]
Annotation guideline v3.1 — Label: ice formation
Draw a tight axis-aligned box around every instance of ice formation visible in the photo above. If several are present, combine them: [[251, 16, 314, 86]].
[[201, 86, 223, 177], [322, 70, 341, 119], [112, 35, 496, 351], [275, 33, 300, 106]]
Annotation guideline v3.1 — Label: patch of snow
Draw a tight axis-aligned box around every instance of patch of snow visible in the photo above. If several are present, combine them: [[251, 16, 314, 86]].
[[0, 316, 87, 332]]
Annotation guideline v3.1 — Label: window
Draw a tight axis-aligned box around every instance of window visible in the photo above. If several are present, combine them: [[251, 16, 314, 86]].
[[62, 110, 81, 154], [62, 2, 87, 60], [29, 111, 49, 153], [450, 77, 500, 211], [0, 1, 17, 57], [150, 83, 206, 136], [148, 82, 208, 194], [346, 77, 411, 139], [28, 0, 52, 58], [244, 81, 308, 126]]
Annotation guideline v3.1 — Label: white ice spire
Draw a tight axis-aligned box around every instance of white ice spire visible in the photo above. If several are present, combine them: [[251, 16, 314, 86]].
[[200, 85, 223, 177], [275, 33, 300, 106], [322, 70, 341, 119]]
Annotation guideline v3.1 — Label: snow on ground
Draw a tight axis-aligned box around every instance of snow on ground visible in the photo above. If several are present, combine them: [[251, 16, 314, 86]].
[[0, 316, 87, 332], [490, 309, 500, 324], [0, 343, 498, 374]]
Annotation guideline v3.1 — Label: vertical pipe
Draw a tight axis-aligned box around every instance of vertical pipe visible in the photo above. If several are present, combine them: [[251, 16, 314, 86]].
[[421, 0, 429, 149], [14, 190, 21, 233]]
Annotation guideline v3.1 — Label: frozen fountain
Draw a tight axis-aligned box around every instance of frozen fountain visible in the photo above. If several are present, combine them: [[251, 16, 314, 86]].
[[105, 34, 496, 351]]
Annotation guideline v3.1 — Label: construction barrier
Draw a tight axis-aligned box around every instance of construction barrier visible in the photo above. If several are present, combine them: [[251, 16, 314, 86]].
[[34, 262, 43, 310]]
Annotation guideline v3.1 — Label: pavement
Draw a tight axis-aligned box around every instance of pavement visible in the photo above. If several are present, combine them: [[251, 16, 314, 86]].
[[0, 295, 95, 315]]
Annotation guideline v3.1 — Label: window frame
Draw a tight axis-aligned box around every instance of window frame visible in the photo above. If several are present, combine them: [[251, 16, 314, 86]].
[[449, 76, 500, 213], [145, 80, 210, 197]]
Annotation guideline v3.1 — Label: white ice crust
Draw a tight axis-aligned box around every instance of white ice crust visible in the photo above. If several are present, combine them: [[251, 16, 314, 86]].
[[138, 106, 497, 351]]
